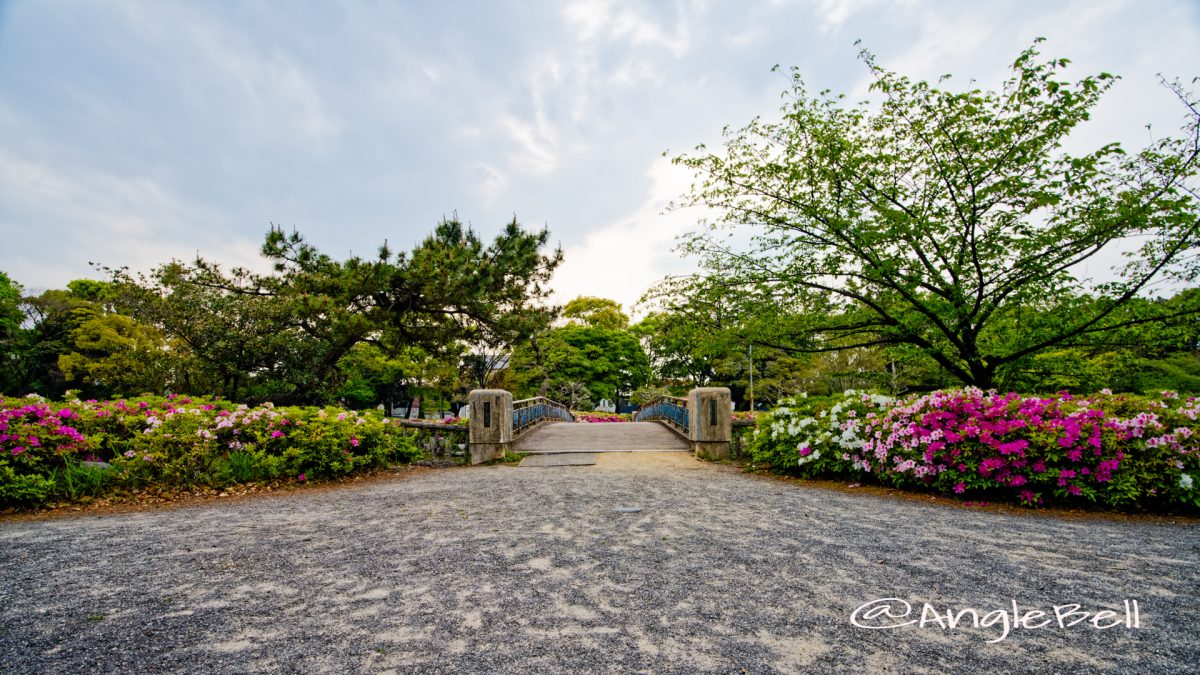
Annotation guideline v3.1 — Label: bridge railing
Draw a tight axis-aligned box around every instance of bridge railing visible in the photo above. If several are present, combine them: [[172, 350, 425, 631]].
[[513, 396, 574, 436], [634, 395, 689, 435]]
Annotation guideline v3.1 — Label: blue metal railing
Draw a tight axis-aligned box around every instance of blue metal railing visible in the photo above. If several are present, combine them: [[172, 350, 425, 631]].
[[634, 396, 689, 435], [513, 397, 574, 436]]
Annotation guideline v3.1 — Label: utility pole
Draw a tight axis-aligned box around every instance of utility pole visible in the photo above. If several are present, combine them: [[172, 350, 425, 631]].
[[748, 343, 754, 412]]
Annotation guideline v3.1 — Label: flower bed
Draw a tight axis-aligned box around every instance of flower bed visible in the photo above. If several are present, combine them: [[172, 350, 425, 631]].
[[574, 412, 632, 423], [0, 395, 422, 508], [748, 389, 1199, 510]]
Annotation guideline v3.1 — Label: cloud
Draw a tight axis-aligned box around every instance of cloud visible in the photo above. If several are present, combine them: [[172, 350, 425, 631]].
[[0, 148, 264, 290], [473, 164, 509, 202], [562, 0, 693, 56], [2, 0, 1196, 305], [111, 0, 342, 148], [549, 157, 703, 316], [498, 56, 564, 175]]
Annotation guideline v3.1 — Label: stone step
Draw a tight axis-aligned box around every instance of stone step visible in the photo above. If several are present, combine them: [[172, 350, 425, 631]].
[[513, 421, 690, 453]]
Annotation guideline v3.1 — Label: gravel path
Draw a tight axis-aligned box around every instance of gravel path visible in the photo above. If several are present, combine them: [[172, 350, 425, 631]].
[[1, 452, 1197, 673]]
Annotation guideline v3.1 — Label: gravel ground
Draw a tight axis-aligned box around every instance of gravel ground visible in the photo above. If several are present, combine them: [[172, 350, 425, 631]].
[[1, 452, 1197, 674]]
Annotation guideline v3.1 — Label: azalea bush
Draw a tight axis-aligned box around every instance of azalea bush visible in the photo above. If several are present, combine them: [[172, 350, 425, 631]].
[[750, 391, 892, 476], [731, 411, 759, 425], [575, 412, 632, 423], [0, 394, 422, 508], [748, 389, 1199, 510]]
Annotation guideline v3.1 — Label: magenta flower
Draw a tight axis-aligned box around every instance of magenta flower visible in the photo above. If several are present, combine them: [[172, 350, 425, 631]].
[[953, 482, 966, 494], [978, 458, 1005, 475], [298, 473, 307, 482], [11, 446, 25, 456], [349, 435, 360, 447], [271, 430, 284, 438]]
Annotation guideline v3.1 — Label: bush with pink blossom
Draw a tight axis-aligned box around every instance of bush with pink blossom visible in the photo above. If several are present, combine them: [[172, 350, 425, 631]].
[[749, 389, 1199, 510], [574, 412, 632, 423], [0, 394, 421, 508]]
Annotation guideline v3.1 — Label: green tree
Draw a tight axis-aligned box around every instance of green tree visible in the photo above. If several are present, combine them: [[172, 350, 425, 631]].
[[668, 41, 1200, 389], [109, 217, 561, 404], [510, 324, 650, 404], [110, 262, 304, 400], [11, 288, 98, 397], [58, 313, 177, 398], [563, 296, 630, 330], [549, 380, 594, 410], [0, 272, 24, 393]]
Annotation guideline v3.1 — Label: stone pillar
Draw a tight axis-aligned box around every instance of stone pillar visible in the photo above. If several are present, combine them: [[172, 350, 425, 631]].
[[468, 389, 513, 464], [687, 387, 732, 460]]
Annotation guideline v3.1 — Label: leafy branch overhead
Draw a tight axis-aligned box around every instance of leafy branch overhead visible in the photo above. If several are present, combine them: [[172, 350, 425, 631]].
[[665, 40, 1200, 388]]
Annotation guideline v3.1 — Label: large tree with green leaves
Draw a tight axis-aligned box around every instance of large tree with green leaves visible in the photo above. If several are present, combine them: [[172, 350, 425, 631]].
[[0, 272, 24, 393], [509, 322, 650, 405], [562, 296, 630, 330], [668, 41, 1200, 388], [110, 217, 561, 403], [57, 313, 179, 398]]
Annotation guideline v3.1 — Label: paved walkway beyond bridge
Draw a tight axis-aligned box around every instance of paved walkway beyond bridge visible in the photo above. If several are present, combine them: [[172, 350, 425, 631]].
[[513, 422, 690, 454]]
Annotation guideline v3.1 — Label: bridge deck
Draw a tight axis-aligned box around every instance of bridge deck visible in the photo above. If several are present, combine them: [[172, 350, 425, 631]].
[[513, 421, 690, 453]]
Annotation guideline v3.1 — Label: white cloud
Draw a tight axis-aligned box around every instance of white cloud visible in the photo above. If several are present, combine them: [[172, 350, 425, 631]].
[[474, 164, 509, 202], [563, 0, 693, 55], [549, 158, 703, 316], [497, 55, 565, 175], [0, 148, 265, 289], [112, 0, 341, 148]]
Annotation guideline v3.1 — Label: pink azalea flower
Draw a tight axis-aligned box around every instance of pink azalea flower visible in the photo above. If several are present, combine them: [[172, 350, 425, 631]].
[[953, 482, 966, 494]]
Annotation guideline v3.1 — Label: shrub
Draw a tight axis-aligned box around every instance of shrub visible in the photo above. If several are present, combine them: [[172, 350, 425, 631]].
[[748, 391, 892, 477], [0, 394, 422, 508], [748, 388, 1199, 510], [575, 412, 632, 423]]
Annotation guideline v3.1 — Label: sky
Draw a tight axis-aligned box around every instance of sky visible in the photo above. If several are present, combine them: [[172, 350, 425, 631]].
[[1, 0, 1198, 314]]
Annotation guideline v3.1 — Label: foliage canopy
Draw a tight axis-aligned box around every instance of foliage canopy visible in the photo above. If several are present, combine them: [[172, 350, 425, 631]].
[[665, 41, 1200, 388]]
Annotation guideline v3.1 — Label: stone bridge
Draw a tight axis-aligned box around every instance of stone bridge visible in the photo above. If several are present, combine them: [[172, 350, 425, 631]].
[[465, 388, 732, 464]]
